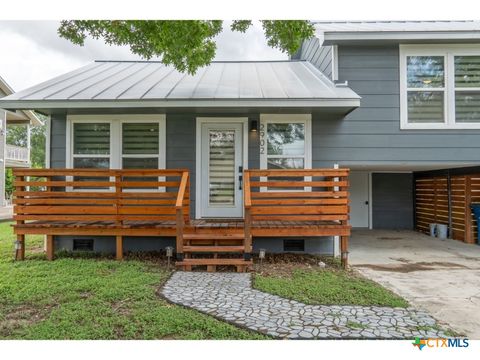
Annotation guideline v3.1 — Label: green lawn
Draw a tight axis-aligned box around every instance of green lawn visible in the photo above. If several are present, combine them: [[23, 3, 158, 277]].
[[253, 266, 409, 308], [0, 221, 264, 339]]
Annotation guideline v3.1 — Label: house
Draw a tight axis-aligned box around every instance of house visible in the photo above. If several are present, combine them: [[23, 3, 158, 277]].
[[0, 75, 42, 206], [294, 21, 480, 242], [1, 20, 480, 270]]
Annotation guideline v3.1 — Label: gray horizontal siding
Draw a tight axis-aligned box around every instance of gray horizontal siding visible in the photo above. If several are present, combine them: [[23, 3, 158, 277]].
[[50, 113, 66, 168], [309, 45, 480, 167], [298, 38, 333, 80]]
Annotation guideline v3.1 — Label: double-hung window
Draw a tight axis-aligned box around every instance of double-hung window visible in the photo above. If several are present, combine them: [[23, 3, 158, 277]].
[[400, 45, 480, 129], [259, 114, 312, 170], [68, 115, 166, 176], [121, 122, 161, 170], [72, 122, 111, 169]]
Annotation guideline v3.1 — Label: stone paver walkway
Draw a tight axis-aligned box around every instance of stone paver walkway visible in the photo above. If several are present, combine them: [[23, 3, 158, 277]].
[[161, 272, 448, 339]]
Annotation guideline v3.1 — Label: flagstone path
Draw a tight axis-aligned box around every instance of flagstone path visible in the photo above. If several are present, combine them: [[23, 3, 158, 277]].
[[161, 272, 448, 339]]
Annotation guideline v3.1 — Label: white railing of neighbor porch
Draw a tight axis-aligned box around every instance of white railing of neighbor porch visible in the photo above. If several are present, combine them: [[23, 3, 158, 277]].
[[6, 144, 29, 163]]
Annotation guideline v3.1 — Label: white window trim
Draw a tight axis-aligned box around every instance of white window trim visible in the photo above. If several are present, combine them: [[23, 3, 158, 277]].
[[400, 44, 480, 130], [331, 45, 339, 81], [66, 114, 166, 191], [259, 114, 312, 170]]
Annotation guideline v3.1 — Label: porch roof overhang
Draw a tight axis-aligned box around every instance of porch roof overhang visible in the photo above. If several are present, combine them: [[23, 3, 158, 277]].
[[1, 75, 43, 126], [0, 60, 360, 116]]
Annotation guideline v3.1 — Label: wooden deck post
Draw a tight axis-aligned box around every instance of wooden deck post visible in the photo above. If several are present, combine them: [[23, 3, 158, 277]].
[[176, 208, 184, 257], [116, 235, 123, 260], [340, 236, 349, 269], [243, 171, 252, 261], [175, 172, 188, 262], [46, 235, 54, 261], [14, 174, 25, 261], [15, 234, 25, 261]]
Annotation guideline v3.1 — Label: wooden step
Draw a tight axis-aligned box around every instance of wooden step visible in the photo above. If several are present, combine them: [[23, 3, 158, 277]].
[[183, 245, 245, 253], [183, 233, 245, 240], [176, 258, 252, 266]]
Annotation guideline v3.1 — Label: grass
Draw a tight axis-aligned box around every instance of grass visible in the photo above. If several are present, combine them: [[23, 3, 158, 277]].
[[0, 221, 265, 339], [346, 321, 368, 330], [253, 263, 409, 308]]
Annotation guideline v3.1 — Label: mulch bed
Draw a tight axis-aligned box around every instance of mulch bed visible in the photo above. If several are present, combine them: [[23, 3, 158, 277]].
[[252, 253, 340, 278]]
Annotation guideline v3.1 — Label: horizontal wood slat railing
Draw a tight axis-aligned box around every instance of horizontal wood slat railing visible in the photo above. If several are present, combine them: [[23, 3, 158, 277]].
[[244, 168, 351, 268], [12, 168, 190, 261]]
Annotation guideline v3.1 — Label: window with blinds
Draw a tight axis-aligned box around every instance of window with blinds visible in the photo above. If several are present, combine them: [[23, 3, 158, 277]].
[[122, 122, 160, 168], [70, 119, 164, 189], [72, 123, 110, 169], [406, 56, 445, 123], [121, 122, 160, 186], [401, 46, 480, 129], [72, 123, 111, 188], [455, 56, 480, 123]]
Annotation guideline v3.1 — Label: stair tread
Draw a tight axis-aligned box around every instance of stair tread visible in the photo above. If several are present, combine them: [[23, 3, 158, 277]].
[[183, 246, 245, 252], [176, 258, 252, 265]]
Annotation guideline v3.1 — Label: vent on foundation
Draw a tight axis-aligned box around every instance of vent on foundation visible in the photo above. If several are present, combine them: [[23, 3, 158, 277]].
[[73, 239, 94, 251], [283, 239, 305, 252]]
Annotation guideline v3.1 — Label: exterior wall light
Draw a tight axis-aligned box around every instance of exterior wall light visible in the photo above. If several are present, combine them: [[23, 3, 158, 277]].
[[250, 120, 258, 132], [259, 248, 266, 267]]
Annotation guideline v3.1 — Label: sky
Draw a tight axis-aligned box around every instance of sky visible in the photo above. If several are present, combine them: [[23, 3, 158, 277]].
[[0, 21, 286, 92]]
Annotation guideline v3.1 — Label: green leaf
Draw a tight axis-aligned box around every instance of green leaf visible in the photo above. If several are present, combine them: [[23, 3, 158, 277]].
[[58, 20, 314, 74]]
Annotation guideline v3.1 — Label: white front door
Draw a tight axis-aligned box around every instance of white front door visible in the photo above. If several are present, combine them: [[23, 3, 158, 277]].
[[199, 122, 244, 218], [349, 171, 370, 228]]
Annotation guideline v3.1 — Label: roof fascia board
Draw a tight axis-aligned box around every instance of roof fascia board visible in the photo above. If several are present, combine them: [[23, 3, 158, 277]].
[[322, 31, 480, 44], [0, 98, 361, 111]]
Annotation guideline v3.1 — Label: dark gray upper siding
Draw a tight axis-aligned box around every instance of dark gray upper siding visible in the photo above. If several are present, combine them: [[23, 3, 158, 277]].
[[297, 38, 333, 80], [310, 45, 480, 168], [49, 113, 260, 218], [50, 114, 67, 168]]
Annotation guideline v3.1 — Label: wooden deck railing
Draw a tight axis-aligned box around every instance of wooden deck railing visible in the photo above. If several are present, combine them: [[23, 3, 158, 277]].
[[12, 168, 190, 260], [244, 168, 350, 267]]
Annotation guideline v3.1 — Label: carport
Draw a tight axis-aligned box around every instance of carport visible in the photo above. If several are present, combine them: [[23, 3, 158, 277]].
[[350, 228, 480, 338]]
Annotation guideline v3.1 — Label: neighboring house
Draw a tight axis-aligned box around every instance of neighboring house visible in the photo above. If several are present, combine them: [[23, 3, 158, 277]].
[[1, 20, 480, 264], [0, 76, 42, 206]]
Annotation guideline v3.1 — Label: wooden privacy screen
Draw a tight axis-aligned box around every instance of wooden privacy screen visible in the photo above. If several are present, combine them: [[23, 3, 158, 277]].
[[415, 174, 480, 243]]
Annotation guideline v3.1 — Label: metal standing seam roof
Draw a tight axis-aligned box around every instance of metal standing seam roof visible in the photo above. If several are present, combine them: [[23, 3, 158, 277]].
[[0, 60, 360, 110]]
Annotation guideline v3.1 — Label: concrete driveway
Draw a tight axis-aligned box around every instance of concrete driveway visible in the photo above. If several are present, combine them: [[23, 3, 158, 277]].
[[350, 229, 480, 338]]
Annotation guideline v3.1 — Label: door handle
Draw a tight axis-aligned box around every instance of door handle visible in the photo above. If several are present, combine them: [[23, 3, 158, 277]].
[[239, 166, 243, 190]]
